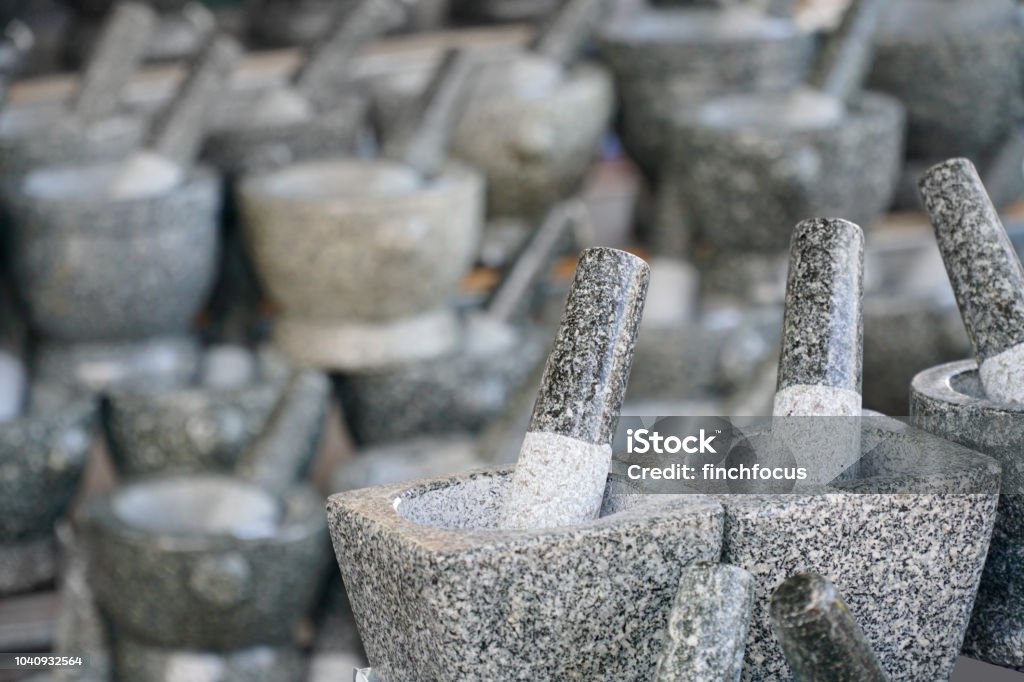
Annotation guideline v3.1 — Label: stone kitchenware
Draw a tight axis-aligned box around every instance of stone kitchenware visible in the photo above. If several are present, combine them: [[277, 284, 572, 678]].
[[0, 2, 156, 182], [669, 0, 903, 277], [0, 351, 95, 596], [202, 0, 404, 176], [911, 158, 1024, 669], [247, 0, 447, 47], [7, 35, 239, 392], [240, 48, 484, 371], [450, 0, 560, 24], [79, 474, 329, 681], [104, 345, 329, 482], [329, 249, 729, 680], [449, 0, 613, 233], [707, 218, 1000, 680], [597, 2, 812, 185], [335, 200, 577, 446], [867, 0, 1024, 209]]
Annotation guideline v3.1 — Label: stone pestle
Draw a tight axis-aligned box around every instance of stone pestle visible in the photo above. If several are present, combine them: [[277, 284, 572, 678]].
[[770, 572, 890, 682], [68, 2, 158, 127], [774, 218, 865, 418], [291, 0, 409, 108], [383, 47, 480, 179], [806, 0, 887, 104], [107, 34, 240, 199], [0, 20, 31, 108], [919, 157, 1024, 405], [653, 563, 755, 682], [530, 0, 607, 68], [500, 247, 649, 529]]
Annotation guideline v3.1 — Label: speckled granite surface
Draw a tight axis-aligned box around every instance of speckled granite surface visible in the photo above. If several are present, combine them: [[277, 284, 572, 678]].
[[720, 414, 1000, 681], [919, 157, 1024, 405], [653, 563, 753, 682], [912, 360, 1024, 668], [770, 572, 889, 682], [328, 468, 723, 681]]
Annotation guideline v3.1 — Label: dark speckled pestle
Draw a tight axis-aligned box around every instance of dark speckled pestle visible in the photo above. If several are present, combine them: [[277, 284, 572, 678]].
[[770, 572, 890, 682], [774, 218, 864, 415], [919, 157, 1024, 405], [501, 247, 649, 529]]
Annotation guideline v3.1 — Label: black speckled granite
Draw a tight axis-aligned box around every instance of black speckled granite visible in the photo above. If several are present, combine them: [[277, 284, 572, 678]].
[[770, 572, 890, 682], [328, 468, 723, 681], [776, 218, 864, 393], [911, 360, 1024, 668], [528, 247, 649, 445], [721, 413, 999, 681], [919, 158, 1024, 362]]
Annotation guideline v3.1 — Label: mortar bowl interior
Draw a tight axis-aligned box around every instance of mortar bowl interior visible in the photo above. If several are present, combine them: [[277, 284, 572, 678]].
[[245, 158, 422, 202]]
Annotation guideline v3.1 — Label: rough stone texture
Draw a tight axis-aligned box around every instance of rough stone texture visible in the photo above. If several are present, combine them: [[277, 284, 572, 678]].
[[720, 413, 1000, 681], [80, 475, 329, 650], [911, 360, 1024, 667], [451, 58, 613, 222], [919, 157, 1024, 405], [0, 535, 57, 596], [114, 638, 307, 682], [240, 157, 482, 319], [769, 572, 889, 682], [336, 318, 546, 445], [866, 0, 1024, 163], [53, 523, 112, 681], [9, 166, 221, 341], [0, 396, 95, 543], [33, 334, 201, 394], [597, 6, 812, 181], [70, 1, 157, 125], [653, 563, 754, 682], [526, 247, 650, 445], [776, 218, 864, 396], [671, 92, 904, 252], [328, 468, 724, 681], [105, 349, 327, 482], [500, 431, 613, 529], [202, 94, 367, 175]]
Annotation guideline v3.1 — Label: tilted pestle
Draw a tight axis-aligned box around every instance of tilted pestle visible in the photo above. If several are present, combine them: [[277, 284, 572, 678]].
[[69, 2, 158, 127], [105, 34, 240, 198], [0, 20, 32, 108], [382, 47, 481, 179], [919, 158, 1024, 405], [771, 219, 864, 485], [500, 247, 649, 529], [805, 0, 886, 105], [770, 573, 890, 682]]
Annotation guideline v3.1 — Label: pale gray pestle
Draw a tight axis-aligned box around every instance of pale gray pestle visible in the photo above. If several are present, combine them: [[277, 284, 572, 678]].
[[69, 3, 158, 127], [770, 572, 890, 682], [530, 0, 607, 69], [382, 47, 481, 179], [105, 34, 240, 199], [919, 158, 1024, 405], [500, 247, 650, 530], [805, 0, 886, 104]]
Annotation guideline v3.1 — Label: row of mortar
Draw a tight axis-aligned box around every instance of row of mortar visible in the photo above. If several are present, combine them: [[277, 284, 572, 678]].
[[0, 0, 1023, 680]]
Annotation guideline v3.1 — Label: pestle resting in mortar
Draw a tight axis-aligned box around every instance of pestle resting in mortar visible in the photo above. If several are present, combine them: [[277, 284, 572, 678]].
[[919, 157, 1024, 405], [500, 246, 650, 529]]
